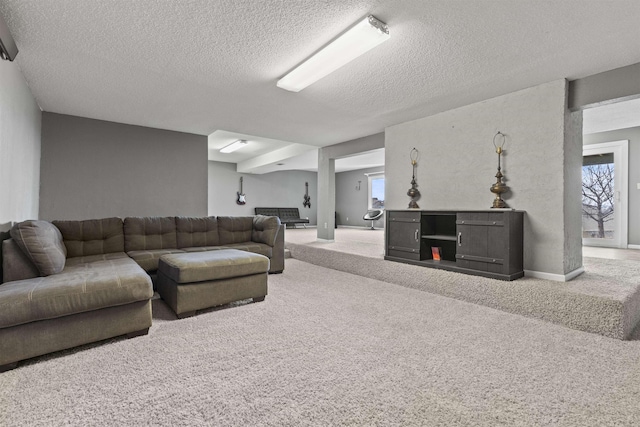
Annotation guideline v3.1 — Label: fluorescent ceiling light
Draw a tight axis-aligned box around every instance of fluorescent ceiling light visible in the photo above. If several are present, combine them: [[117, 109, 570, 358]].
[[220, 139, 248, 153], [277, 15, 390, 92]]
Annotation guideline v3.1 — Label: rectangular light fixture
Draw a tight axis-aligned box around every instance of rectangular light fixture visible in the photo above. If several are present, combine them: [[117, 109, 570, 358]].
[[277, 15, 390, 92], [219, 140, 248, 153], [0, 10, 19, 61]]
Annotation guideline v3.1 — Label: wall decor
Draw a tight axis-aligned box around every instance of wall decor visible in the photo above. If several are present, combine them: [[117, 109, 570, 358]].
[[303, 182, 311, 208], [407, 147, 420, 209], [490, 131, 509, 208], [236, 176, 246, 205]]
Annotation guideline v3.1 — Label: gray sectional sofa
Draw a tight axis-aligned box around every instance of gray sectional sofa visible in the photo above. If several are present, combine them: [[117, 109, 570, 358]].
[[0, 215, 284, 371]]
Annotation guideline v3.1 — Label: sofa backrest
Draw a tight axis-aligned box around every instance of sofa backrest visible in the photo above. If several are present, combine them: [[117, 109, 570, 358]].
[[217, 216, 253, 245], [2, 238, 40, 283], [176, 216, 220, 248], [124, 217, 177, 251], [53, 217, 124, 258]]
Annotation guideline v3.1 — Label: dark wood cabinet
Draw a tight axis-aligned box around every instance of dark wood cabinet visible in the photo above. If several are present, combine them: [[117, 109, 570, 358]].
[[385, 210, 524, 281], [386, 211, 422, 260]]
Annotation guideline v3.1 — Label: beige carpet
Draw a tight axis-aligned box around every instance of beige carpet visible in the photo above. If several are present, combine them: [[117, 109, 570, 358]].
[[3, 259, 640, 426], [285, 228, 640, 339]]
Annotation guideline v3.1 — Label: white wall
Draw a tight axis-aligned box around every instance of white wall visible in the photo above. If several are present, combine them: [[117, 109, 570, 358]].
[[0, 60, 41, 232], [208, 161, 318, 223], [385, 79, 582, 278]]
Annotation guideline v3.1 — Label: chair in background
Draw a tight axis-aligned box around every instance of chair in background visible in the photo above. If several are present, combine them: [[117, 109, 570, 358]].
[[363, 209, 384, 230]]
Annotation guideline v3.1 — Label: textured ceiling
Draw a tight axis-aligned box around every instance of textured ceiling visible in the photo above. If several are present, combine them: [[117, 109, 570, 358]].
[[2, 0, 640, 172]]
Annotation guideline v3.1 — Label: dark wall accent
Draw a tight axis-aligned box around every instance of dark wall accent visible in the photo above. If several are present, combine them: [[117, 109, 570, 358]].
[[40, 113, 208, 220]]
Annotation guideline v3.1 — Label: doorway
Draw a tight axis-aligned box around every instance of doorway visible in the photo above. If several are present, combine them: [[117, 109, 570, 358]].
[[582, 140, 629, 248]]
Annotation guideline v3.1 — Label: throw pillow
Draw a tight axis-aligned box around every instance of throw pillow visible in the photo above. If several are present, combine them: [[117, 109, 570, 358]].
[[10, 220, 67, 276]]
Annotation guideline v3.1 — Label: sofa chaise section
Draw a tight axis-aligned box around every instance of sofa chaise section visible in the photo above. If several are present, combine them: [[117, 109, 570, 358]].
[[1, 219, 153, 371]]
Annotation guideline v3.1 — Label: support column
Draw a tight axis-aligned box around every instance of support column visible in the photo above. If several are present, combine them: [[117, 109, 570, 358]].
[[317, 148, 335, 241]]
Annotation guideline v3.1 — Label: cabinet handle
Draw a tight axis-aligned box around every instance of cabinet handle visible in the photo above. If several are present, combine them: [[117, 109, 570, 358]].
[[458, 232, 462, 246], [415, 229, 419, 242]]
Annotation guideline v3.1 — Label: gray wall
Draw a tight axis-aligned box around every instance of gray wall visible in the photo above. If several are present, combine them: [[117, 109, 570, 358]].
[[208, 161, 318, 223], [336, 166, 385, 228], [584, 126, 640, 246], [385, 79, 582, 279], [569, 63, 640, 110], [40, 113, 207, 220], [0, 59, 41, 232], [318, 133, 385, 239]]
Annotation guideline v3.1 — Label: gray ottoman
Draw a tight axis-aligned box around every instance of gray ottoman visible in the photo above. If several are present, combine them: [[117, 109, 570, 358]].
[[157, 249, 269, 318]]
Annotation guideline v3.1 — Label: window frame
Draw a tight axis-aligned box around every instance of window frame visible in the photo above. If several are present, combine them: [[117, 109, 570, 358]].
[[367, 172, 385, 210]]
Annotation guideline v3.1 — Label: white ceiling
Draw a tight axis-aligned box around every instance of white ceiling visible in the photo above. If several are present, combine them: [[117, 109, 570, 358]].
[[2, 0, 640, 173]]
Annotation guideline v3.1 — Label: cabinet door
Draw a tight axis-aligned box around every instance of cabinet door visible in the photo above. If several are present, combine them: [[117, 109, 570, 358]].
[[455, 212, 505, 274], [387, 211, 421, 260]]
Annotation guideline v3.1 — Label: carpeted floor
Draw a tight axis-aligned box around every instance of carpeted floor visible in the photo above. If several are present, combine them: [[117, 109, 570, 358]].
[[2, 259, 640, 426], [285, 228, 640, 340]]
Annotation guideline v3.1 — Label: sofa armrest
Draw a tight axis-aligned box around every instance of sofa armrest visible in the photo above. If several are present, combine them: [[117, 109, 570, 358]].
[[2, 239, 40, 283], [252, 215, 281, 247], [269, 224, 285, 274]]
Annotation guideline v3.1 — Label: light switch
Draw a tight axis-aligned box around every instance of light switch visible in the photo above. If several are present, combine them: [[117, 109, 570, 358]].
[[637, 183, 640, 190]]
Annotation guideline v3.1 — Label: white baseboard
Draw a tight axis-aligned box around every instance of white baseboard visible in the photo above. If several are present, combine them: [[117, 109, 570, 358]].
[[316, 238, 335, 243], [524, 266, 585, 282], [628, 244, 640, 250]]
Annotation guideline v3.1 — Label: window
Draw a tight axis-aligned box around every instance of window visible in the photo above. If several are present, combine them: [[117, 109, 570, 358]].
[[368, 173, 385, 209]]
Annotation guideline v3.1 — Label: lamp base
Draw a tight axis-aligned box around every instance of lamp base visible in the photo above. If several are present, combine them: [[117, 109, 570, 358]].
[[490, 170, 509, 209], [491, 197, 508, 209]]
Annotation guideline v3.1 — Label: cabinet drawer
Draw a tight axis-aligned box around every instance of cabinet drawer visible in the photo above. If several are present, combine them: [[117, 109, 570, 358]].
[[388, 211, 421, 223], [456, 212, 505, 227]]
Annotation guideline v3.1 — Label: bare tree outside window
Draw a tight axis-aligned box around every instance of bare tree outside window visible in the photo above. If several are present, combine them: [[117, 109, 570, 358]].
[[582, 162, 614, 239]]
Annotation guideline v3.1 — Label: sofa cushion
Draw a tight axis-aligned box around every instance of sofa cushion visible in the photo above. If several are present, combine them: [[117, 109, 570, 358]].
[[65, 252, 131, 267], [252, 215, 281, 247], [127, 249, 185, 273], [10, 220, 67, 276], [124, 217, 177, 251], [181, 246, 226, 253], [0, 256, 152, 329], [158, 250, 269, 284], [217, 216, 253, 245], [182, 243, 272, 258], [176, 216, 219, 248], [53, 217, 124, 257], [218, 243, 273, 258]]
